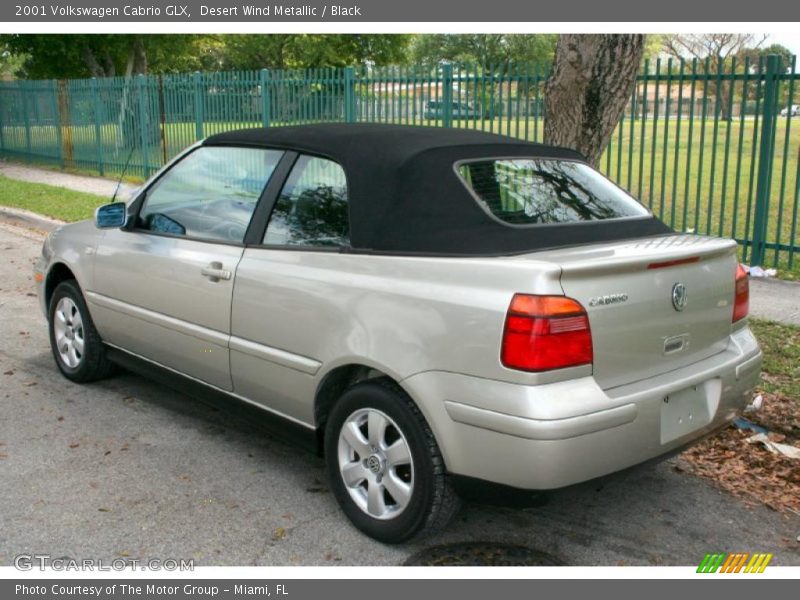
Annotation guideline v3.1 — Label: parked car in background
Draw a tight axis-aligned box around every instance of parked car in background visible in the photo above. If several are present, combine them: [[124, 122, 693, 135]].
[[781, 105, 799, 117], [35, 124, 761, 544], [423, 100, 484, 120]]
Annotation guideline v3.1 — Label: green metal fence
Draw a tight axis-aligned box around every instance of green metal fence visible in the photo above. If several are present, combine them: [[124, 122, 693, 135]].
[[0, 57, 798, 268]]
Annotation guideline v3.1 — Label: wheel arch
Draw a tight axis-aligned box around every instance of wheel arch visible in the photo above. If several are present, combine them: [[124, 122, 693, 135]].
[[45, 262, 79, 309], [313, 361, 436, 456]]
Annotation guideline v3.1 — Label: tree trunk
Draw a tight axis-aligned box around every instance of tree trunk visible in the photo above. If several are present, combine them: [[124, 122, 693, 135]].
[[81, 46, 106, 78], [544, 34, 644, 167], [132, 36, 148, 75]]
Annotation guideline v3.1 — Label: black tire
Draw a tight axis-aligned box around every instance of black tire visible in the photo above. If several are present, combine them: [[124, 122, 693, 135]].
[[48, 279, 115, 383], [324, 378, 461, 543]]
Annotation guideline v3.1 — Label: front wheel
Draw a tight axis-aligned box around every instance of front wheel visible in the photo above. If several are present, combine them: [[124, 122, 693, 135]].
[[48, 280, 115, 383], [324, 378, 460, 543]]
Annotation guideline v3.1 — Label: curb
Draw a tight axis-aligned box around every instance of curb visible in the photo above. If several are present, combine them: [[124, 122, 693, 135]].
[[0, 206, 64, 234]]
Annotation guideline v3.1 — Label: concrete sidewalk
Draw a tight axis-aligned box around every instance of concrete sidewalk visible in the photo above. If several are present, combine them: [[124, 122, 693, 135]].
[[0, 161, 798, 326], [0, 160, 137, 198], [749, 278, 800, 326]]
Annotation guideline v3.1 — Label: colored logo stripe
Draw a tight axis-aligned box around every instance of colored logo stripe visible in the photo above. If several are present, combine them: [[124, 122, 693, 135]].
[[697, 553, 773, 573], [745, 553, 773, 573], [697, 553, 726, 573]]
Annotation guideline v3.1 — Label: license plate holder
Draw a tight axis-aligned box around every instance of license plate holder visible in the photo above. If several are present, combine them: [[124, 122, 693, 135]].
[[660, 384, 712, 444]]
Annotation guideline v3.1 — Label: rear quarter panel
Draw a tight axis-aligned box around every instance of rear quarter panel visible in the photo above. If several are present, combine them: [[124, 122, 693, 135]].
[[229, 248, 566, 424]]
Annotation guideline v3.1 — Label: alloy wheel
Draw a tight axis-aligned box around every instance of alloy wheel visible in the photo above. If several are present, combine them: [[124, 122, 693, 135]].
[[337, 408, 415, 520]]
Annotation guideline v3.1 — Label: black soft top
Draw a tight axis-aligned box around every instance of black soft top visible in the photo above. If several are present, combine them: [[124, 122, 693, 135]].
[[204, 124, 670, 255]]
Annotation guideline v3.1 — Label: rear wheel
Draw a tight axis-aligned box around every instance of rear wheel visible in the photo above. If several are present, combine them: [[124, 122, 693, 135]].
[[324, 378, 460, 543], [48, 280, 114, 383]]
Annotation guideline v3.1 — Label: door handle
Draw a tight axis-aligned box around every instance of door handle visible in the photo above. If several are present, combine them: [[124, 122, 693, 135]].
[[201, 262, 232, 282]]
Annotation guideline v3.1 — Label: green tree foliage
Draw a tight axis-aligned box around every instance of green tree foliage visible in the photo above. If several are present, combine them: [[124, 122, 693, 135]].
[[0, 34, 412, 79], [411, 34, 557, 70], [737, 43, 795, 71], [1, 34, 209, 78], [215, 34, 411, 70], [0, 42, 27, 79]]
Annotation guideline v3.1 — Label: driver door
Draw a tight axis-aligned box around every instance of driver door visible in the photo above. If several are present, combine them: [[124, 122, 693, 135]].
[[88, 145, 284, 390]]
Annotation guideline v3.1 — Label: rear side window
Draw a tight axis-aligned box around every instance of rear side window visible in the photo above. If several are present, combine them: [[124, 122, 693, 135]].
[[264, 155, 349, 247], [457, 159, 650, 226]]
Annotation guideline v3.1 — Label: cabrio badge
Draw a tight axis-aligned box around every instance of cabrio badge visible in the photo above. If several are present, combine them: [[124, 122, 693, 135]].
[[588, 293, 628, 307], [672, 283, 688, 311]]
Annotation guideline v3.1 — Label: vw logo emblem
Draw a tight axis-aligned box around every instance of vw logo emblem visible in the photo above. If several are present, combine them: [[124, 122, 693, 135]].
[[366, 455, 382, 474], [671, 283, 688, 312]]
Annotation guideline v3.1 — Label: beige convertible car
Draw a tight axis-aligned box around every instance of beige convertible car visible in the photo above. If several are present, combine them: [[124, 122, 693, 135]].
[[35, 124, 762, 543]]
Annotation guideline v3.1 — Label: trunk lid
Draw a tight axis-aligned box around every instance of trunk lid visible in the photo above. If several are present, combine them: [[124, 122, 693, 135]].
[[518, 234, 738, 389]]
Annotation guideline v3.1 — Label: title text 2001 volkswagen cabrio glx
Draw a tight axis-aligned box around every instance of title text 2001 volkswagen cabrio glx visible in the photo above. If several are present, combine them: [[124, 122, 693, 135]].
[[36, 124, 761, 543]]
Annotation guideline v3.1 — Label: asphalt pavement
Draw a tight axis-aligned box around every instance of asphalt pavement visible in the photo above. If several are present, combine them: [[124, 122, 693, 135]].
[[1, 223, 799, 566]]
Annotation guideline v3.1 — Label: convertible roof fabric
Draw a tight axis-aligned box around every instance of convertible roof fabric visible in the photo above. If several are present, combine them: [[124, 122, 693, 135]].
[[204, 124, 672, 255]]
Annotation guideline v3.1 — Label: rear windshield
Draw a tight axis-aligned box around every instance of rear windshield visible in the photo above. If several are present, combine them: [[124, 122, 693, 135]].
[[457, 159, 650, 225]]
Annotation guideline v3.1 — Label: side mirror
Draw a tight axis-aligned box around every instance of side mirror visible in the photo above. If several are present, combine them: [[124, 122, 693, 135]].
[[94, 202, 127, 229]]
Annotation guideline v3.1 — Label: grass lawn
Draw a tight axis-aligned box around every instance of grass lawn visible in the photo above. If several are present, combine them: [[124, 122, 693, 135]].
[[750, 318, 800, 402], [0, 174, 107, 222]]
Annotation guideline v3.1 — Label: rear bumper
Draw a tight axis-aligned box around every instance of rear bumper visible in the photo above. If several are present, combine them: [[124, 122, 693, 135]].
[[401, 326, 761, 490]]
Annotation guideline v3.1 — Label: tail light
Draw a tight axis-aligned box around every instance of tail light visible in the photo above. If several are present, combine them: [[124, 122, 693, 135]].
[[732, 263, 749, 323], [501, 294, 593, 372]]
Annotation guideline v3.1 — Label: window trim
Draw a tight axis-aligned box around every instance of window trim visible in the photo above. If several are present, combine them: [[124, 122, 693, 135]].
[[128, 144, 286, 247], [452, 156, 654, 230], [249, 152, 352, 252]]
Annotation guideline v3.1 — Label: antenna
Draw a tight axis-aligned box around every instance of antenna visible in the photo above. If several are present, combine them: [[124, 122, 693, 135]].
[[111, 143, 137, 204]]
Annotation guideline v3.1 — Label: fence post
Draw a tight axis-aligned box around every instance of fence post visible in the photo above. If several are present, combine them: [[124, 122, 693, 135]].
[[91, 78, 104, 175], [344, 67, 356, 123], [442, 64, 453, 128], [157, 75, 167, 167], [0, 85, 5, 153], [751, 54, 781, 267], [21, 81, 32, 163], [193, 71, 205, 140], [49, 80, 65, 169], [56, 80, 73, 169], [260, 69, 271, 128], [136, 74, 150, 179]]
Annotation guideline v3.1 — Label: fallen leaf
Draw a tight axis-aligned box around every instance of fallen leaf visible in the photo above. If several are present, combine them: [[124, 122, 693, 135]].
[[98, 507, 111, 512], [272, 527, 286, 540], [3, 370, 14, 376], [68, 443, 80, 449], [57, 416, 64, 421]]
